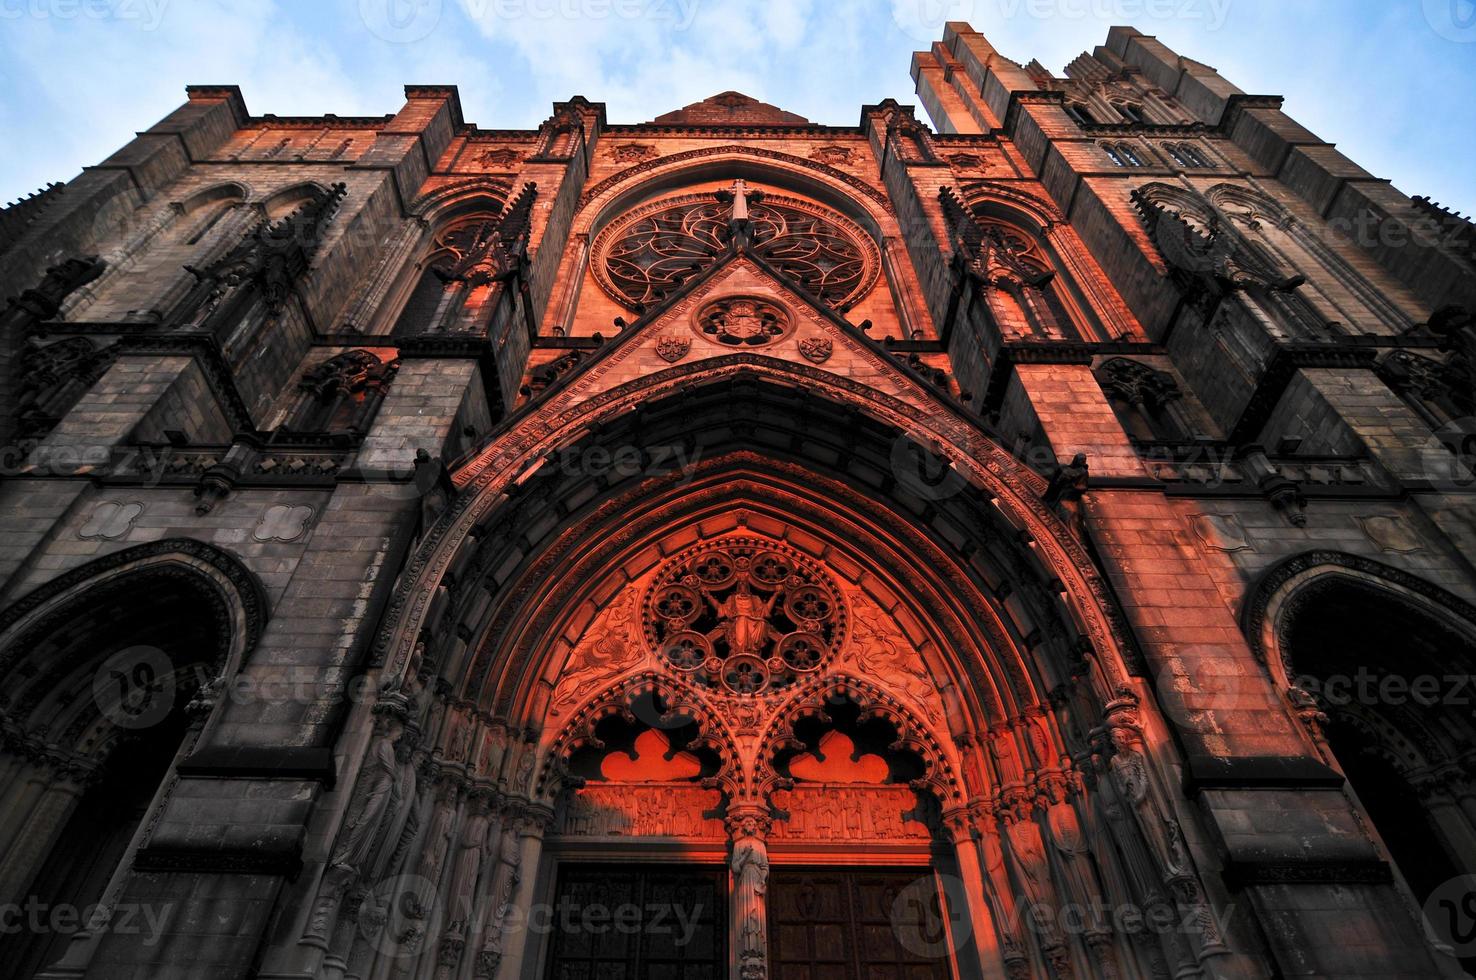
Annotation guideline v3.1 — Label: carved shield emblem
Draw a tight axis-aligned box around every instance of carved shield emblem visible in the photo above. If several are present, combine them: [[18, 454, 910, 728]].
[[656, 336, 691, 363], [798, 336, 833, 364]]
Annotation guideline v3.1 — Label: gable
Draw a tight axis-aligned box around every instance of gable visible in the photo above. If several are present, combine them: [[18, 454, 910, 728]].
[[538, 252, 950, 421], [651, 91, 812, 127]]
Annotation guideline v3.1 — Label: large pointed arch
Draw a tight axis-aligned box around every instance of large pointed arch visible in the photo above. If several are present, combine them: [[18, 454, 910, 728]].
[[376, 354, 1138, 707]]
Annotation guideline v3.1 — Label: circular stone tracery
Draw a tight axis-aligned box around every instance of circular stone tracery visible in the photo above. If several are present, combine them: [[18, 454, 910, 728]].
[[693, 296, 792, 347], [591, 192, 880, 311], [644, 537, 846, 696]]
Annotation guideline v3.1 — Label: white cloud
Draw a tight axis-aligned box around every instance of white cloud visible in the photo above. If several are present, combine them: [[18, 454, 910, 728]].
[[0, 0, 1470, 214]]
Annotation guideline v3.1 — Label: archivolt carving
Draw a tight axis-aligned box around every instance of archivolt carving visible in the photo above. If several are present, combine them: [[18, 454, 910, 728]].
[[1243, 550, 1476, 683], [0, 537, 268, 661], [577, 144, 895, 216], [372, 353, 1139, 746]]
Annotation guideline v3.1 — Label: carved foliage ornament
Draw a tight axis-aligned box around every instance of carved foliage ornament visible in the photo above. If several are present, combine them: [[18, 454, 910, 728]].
[[642, 537, 846, 696], [592, 192, 879, 310], [609, 142, 657, 163]]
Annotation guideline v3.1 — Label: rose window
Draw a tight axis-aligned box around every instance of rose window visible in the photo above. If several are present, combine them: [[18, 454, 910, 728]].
[[643, 538, 846, 696], [592, 192, 880, 311]]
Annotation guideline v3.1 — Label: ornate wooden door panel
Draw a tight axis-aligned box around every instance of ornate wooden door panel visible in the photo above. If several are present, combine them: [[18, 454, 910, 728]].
[[545, 865, 726, 979], [769, 869, 954, 980]]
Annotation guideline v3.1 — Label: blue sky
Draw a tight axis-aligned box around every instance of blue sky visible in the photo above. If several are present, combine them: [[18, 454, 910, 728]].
[[0, 0, 1472, 215]]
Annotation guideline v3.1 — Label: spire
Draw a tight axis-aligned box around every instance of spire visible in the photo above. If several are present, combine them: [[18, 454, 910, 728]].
[[715, 179, 766, 252], [497, 182, 539, 248]]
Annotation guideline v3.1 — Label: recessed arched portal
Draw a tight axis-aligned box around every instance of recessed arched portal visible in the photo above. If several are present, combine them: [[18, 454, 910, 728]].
[[0, 540, 264, 977], [1249, 552, 1476, 972], [304, 368, 1237, 980]]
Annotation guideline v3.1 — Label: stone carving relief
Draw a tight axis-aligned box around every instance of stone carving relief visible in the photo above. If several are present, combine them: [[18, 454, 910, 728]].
[[642, 536, 845, 696], [693, 295, 792, 348], [549, 588, 649, 716], [809, 144, 854, 166], [609, 142, 657, 163], [655, 335, 691, 363], [770, 785, 931, 840], [797, 335, 833, 364], [557, 784, 725, 838], [842, 597, 944, 725], [78, 501, 143, 540], [473, 147, 522, 169]]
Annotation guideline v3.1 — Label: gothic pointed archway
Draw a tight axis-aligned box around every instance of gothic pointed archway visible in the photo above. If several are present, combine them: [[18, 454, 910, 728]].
[[276, 355, 1263, 980], [0, 540, 265, 977], [1247, 552, 1476, 972]]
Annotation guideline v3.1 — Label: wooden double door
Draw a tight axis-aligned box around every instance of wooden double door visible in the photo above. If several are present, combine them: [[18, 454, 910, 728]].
[[545, 865, 953, 980], [544, 865, 726, 979], [769, 869, 955, 980]]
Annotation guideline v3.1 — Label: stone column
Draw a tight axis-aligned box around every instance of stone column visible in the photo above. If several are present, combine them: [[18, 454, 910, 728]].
[[942, 807, 1007, 979], [727, 810, 771, 980], [494, 807, 552, 980], [0, 766, 87, 908]]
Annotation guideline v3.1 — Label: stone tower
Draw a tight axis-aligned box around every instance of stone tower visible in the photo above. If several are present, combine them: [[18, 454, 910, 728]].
[[0, 21, 1473, 980]]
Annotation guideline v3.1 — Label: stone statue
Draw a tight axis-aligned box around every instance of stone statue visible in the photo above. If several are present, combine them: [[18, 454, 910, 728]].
[[330, 711, 406, 876], [704, 577, 782, 658], [731, 831, 770, 972]]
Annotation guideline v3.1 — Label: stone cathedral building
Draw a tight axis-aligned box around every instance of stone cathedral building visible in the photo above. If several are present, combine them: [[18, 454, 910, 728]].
[[1, 18, 1475, 980]]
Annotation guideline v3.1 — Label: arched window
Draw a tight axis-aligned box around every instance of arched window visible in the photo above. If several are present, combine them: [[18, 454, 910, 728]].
[[1103, 143, 1144, 167], [1095, 357, 1191, 441], [181, 197, 243, 245], [1167, 143, 1209, 169], [64, 184, 248, 322], [0, 552, 255, 976], [1064, 103, 1096, 126], [285, 349, 399, 435], [1113, 101, 1148, 125], [393, 211, 509, 336], [1278, 582, 1476, 973], [972, 218, 1084, 340], [1208, 184, 1415, 334], [1377, 349, 1472, 429]]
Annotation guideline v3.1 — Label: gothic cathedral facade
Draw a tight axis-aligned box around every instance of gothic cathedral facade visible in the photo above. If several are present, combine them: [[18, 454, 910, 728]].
[[1, 21, 1475, 980]]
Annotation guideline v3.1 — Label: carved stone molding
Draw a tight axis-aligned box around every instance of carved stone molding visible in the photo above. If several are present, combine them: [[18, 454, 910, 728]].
[[1243, 550, 1476, 678]]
